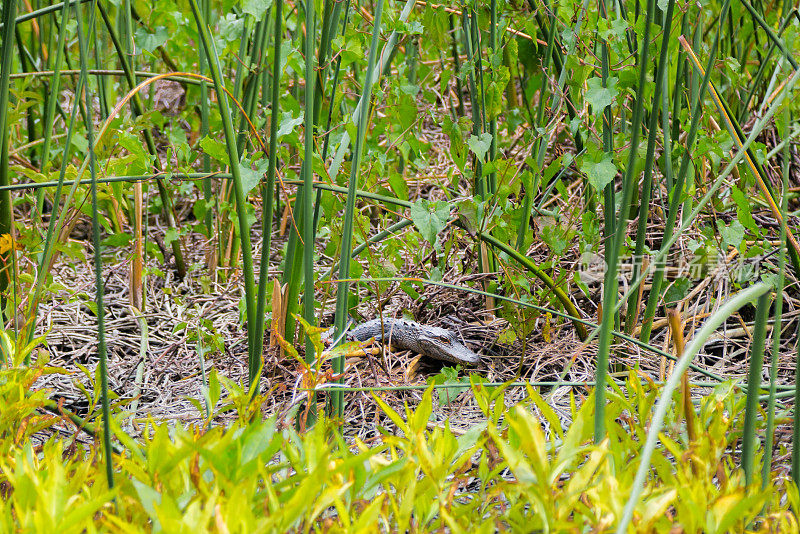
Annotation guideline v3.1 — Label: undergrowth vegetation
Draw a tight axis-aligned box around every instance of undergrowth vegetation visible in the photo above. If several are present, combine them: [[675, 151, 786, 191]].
[[2, 361, 797, 532], [0, 0, 799, 530]]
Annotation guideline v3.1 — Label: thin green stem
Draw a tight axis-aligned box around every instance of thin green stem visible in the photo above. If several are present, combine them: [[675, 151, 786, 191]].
[[189, 0, 258, 387], [75, 0, 113, 491], [331, 0, 384, 418]]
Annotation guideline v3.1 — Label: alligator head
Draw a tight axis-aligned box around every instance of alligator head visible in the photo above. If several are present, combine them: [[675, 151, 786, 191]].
[[416, 325, 481, 365], [347, 318, 482, 366]]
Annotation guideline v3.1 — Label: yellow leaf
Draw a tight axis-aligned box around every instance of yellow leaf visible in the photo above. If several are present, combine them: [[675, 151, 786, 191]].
[[0, 234, 12, 254], [542, 312, 552, 342]]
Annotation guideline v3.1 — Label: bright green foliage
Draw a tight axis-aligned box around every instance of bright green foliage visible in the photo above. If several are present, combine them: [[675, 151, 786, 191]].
[[1, 364, 796, 531]]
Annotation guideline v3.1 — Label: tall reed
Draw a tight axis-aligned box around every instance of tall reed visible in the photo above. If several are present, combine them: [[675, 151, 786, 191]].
[[74, 0, 113, 490], [594, 0, 656, 442], [189, 0, 258, 385], [331, 0, 385, 418], [0, 0, 16, 309]]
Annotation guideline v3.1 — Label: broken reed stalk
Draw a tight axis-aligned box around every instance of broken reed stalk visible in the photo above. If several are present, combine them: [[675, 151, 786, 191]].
[[667, 309, 695, 444]]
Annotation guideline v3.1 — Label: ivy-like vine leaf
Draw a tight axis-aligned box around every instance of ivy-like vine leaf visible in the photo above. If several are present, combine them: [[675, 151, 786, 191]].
[[443, 115, 468, 172], [664, 277, 691, 305], [731, 185, 758, 232], [467, 133, 494, 162], [239, 157, 269, 195], [243, 0, 274, 21], [277, 111, 304, 139], [134, 27, 168, 53], [580, 155, 617, 192], [717, 219, 745, 250], [585, 76, 618, 114], [199, 136, 229, 165], [410, 199, 451, 245]]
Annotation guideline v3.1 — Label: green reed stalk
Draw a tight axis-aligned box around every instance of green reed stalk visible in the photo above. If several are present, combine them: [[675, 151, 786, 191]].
[[742, 292, 771, 485], [532, 2, 556, 168], [301, 0, 316, 363], [235, 16, 271, 155], [639, 2, 729, 343], [763, 105, 788, 488], [31, 6, 62, 220], [91, 32, 108, 120], [231, 15, 253, 107], [659, 10, 678, 196], [458, 6, 496, 286], [459, 7, 484, 199], [283, 0, 343, 348], [199, 0, 213, 238], [670, 14, 688, 165], [75, 0, 113, 491], [327, 0, 415, 176], [226, 17, 270, 274], [516, 0, 556, 252], [14, 27, 36, 167], [189, 0, 258, 385], [96, 2, 187, 278], [313, 0, 339, 125], [331, 0, 384, 418], [25, 49, 85, 349], [320, 0, 349, 161], [739, 0, 798, 70], [529, 1, 583, 154], [253, 0, 284, 386], [737, 10, 798, 124], [470, 10, 486, 137], [448, 14, 464, 118], [37, 0, 68, 174], [310, 0, 344, 231], [0, 0, 16, 308], [487, 0, 497, 194], [595, 0, 656, 443], [682, 13, 702, 221], [598, 0, 614, 279], [279, 206, 303, 346], [625, 0, 676, 333]]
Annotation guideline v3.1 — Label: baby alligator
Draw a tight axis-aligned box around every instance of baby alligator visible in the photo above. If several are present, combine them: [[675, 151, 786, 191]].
[[347, 318, 481, 366]]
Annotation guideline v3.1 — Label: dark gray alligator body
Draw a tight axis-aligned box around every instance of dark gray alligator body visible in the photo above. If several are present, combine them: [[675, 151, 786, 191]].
[[347, 318, 481, 366]]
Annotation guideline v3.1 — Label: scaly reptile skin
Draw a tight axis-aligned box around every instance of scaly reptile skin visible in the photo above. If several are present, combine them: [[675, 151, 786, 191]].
[[347, 318, 481, 366]]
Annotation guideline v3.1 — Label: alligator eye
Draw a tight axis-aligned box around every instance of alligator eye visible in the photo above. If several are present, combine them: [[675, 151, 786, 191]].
[[434, 335, 451, 344]]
